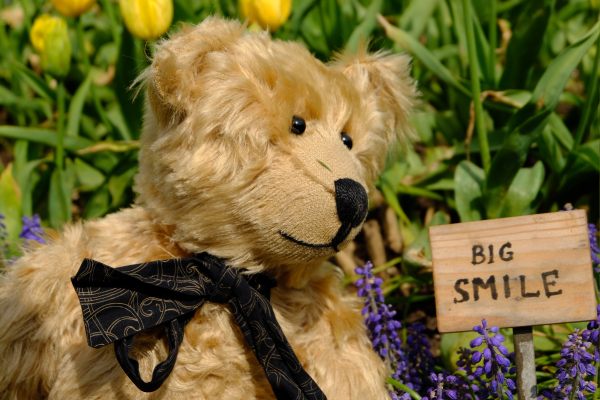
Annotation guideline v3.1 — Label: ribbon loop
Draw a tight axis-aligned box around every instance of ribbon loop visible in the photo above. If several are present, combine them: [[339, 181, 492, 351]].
[[71, 253, 327, 400], [114, 317, 186, 392]]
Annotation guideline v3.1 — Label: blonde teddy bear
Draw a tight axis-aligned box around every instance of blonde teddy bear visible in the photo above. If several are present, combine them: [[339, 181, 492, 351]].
[[0, 17, 415, 400]]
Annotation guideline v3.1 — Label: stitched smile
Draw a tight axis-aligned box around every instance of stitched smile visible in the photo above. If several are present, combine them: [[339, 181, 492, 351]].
[[278, 231, 332, 249], [279, 222, 354, 252]]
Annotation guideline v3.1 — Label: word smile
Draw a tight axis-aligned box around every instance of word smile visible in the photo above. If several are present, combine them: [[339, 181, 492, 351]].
[[453, 269, 563, 303]]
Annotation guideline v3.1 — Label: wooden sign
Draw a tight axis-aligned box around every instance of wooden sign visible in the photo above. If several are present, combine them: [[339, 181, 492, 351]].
[[430, 210, 597, 333]]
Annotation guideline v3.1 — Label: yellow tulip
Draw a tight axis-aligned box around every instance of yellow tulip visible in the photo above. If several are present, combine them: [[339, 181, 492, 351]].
[[51, 0, 96, 17], [119, 0, 173, 41], [30, 14, 72, 77], [240, 0, 291, 31]]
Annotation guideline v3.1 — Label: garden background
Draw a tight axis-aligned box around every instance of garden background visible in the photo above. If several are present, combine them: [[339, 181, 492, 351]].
[[0, 0, 598, 398]]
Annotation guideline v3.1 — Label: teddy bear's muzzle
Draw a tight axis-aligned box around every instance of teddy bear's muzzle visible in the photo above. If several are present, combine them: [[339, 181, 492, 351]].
[[279, 178, 368, 252]]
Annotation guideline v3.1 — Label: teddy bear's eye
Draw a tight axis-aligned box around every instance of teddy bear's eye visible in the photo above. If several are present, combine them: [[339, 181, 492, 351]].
[[290, 116, 306, 135], [341, 132, 353, 150]]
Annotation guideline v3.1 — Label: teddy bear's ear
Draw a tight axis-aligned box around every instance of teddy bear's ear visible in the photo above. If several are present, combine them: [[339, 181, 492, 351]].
[[142, 17, 244, 126], [334, 47, 417, 138], [331, 48, 417, 175]]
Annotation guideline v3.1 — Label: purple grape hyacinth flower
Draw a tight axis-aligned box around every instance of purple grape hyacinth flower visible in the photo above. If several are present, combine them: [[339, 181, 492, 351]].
[[589, 223, 600, 269], [355, 262, 408, 397], [405, 322, 435, 392], [19, 215, 45, 244], [390, 392, 412, 400], [540, 329, 596, 399], [456, 346, 490, 398], [469, 319, 516, 399], [586, 304, 600, 363], [422, 372, 473, 400]]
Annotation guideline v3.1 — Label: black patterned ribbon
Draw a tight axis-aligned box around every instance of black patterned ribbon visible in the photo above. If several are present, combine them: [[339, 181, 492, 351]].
[[71, 253, 326, 399]]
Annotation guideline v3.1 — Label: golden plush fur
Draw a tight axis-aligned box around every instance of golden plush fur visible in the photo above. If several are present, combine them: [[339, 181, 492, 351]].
[[0, 17, 416, 399]]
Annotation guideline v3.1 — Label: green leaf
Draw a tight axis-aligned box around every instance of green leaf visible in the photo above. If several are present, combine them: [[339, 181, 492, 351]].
[[344, 0, 382, 53], [405, 211, 449, 271], [12, 141, 47, 217], [106, 104, 133, 141], [398, 0, 439, 38], [484, 132, 535, 219], [0, 86, 51, 115], [0, 164, 22, 242], [471, 6, 492, 86], [396, 183, 443, 201], [499, 161, 545, 217], [538, 126, 566, 173], [113, 26, 142, 138], [378, 16, 470, 96], [83, 187, 111, 219], [454, 160, 485, 222], [48, 166, 73, 228], [500, 2, 551, 89], [507, 21, 599, 135], [531, 21, 600, 110], [66, 74, 92, 137], [440, 331, 479, 369], [10, 61, 55, 101], [0, 126, 93, 151], [108, 166, 137, 207], [569, 140, 600, 174], [74, 158, 105, 191], [547, 113, 574, 150], [290, 0, 320, 35]]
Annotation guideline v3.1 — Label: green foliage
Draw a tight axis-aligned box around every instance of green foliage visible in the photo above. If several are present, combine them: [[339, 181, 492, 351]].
[[0, 0, 598, 392]]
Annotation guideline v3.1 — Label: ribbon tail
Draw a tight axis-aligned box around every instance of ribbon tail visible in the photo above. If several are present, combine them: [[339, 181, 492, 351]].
[[229, 297, 327, 400]]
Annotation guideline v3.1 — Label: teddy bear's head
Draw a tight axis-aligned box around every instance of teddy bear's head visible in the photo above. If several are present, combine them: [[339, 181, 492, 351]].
[[134, 17, 415, 272]]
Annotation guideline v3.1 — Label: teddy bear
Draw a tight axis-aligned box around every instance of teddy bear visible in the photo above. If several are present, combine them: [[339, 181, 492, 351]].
[[0, 17, 415, 399]]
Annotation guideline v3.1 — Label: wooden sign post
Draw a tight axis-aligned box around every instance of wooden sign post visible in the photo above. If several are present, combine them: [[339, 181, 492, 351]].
[[429, 210, 596, 399]]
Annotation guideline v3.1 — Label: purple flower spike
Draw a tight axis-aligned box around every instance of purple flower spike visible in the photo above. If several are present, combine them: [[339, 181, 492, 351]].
[[404, 322, 434, 392], [467, 319, 516, 399], [541, 328, 597, 399], [424, 372, 471, 399], [589, 223, 600, 268], [19, 215, 45, 244], [355, 262, 408, 398]]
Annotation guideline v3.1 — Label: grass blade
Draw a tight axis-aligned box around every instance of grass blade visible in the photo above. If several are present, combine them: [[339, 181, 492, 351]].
[[344, 0, 382, 53], [66, 74, 92, 137], [531, 20, 600, 110], [378, 15, 470, 96], [398, 0, 439, 39], [462, 0, 490, 172], [0, 126, 93, 150], [500, 2, 552, 89], [11, 61, 55, 101]]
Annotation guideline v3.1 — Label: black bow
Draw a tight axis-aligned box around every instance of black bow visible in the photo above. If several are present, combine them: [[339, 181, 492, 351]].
[[71, 253, 327, 400]]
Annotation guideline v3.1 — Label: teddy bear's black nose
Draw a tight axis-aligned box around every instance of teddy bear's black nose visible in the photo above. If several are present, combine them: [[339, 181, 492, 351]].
[[334, 178, 368, 228]]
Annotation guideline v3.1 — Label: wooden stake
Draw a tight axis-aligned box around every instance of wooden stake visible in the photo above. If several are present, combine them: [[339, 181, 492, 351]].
[[513, 326, 537, 400]]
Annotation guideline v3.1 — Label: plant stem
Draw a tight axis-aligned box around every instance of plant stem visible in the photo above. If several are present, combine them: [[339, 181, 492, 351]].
[[568, 373, 579, 400], [462, 0, 491, 173], [56, 81, 65, 170], [574, 31, 600, 147], [386, 378, 422, 400], [488, 0, 497, 86], [594, 358, 600, 400], [76, 18, 90, 70]]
